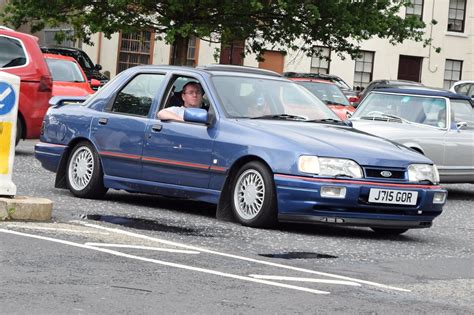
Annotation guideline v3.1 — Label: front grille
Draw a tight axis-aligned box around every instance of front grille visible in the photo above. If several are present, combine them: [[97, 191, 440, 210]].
[[364, 167, 405, 180]]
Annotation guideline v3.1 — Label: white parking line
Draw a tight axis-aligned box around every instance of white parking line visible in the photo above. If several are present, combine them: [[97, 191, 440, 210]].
[[84, 242, 200, 254], [249, 275, 361, 286], [0, 229, 329, 295], [6, 224, 110, 235], [74, 221, 411, 292]]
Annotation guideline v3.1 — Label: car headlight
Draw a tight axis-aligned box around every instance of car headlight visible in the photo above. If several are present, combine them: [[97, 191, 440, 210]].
[[298, 156, 363, 178], [408, 164, 439, 184]]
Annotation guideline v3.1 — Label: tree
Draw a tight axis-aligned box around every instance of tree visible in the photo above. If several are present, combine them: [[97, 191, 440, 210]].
[[1, 0, 428, 64]]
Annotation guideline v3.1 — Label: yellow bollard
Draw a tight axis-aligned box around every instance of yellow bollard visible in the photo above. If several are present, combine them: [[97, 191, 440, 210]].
[[0, 71, 20, 196]]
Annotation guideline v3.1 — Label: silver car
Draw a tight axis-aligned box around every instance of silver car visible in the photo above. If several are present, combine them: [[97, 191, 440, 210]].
[[351, 88, 474, 183]]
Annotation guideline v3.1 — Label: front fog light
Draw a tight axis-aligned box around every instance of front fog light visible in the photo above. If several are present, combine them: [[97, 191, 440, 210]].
[[433, 192, 447, 204], [321, 186, 346, 199]]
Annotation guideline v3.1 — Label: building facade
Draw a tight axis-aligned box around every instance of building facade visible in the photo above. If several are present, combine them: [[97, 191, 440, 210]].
[[77, 0, 472, 89]]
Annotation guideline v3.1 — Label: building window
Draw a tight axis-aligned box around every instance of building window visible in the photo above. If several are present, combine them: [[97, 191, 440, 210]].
[[443, 59, 462, 89], [310, 47, 330, 74], [354, 51, 374, 90], [185, 36, 199, 67], [448, 0, 466, 32], [169, 36, 200, 66], [406, 0, 424, 19], [220, 40, 245, 65], [43, 28, 74, 47], [117, 31, 154, 73]]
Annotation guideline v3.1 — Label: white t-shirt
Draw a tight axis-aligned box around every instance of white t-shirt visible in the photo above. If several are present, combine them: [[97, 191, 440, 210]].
[[163, 106, 185, 119]]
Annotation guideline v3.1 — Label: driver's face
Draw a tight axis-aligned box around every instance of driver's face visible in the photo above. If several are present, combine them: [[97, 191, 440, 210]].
[[182, 85, 203, 108]]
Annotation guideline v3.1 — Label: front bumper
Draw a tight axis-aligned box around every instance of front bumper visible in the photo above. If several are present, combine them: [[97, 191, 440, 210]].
[[274, 174, 446, 229]]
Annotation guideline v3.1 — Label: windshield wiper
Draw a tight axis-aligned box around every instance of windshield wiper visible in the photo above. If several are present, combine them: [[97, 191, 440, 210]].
[[359, 113, 409, 123], [324, 100, 349, 106], [306, 118, 343, 124], [250, 114, 308, 121]]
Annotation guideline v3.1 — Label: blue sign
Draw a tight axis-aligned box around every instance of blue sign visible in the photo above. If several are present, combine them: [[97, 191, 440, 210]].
[[0, 82, 17, 115]]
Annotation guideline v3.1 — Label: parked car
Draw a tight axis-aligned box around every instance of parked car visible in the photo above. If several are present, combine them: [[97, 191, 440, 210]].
[[0, 26, 53, 144], [351, 87, 474, 183], [35, 65, 446, 235], [41, 46, 109, 89], [289, 77, 355, 120], [44, 53, 96, 97], [283, 72, 359, 104], [450, 80, 474, 101], [356, 79, 423, 105]]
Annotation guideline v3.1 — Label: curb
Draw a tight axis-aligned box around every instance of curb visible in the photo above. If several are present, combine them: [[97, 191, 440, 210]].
[[0, 196, 53, 221]]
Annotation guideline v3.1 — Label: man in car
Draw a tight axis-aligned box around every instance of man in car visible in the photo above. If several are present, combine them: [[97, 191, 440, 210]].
[[158, 82, 203, 121]]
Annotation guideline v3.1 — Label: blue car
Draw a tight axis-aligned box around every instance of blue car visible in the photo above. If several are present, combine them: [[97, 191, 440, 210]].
[[35, 65, 447, 235]]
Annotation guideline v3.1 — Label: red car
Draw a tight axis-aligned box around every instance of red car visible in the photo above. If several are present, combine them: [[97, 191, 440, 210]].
[[44, 53, 96, 97], [0, 27, 52, 144], [290, 77, 356, 120]]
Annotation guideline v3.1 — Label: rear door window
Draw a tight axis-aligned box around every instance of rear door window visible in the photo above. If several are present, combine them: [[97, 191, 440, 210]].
[[0, 36, 27, 68], [110, 73, 165, 116]]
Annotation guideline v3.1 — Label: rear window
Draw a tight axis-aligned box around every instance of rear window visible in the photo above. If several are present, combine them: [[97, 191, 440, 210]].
[[0, 36, 27, 68], [45, 58, 85, 82]]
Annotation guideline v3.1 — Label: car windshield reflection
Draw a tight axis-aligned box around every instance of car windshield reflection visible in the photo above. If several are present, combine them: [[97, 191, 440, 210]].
[[212, 76, 340, 121]]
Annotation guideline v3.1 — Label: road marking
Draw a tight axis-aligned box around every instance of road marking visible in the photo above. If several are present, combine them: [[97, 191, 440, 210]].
[[0, 229, 329, 295], [249, 275, 361, 286], [84, 242, 200, 254], [6, 224, 110, 235], [0, 87, 12, 102], [74, 221, 411, 292]]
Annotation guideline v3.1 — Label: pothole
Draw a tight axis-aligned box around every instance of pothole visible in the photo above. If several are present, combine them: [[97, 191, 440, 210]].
[[83, 214, 214, 237], [258, 251, 337, 259]]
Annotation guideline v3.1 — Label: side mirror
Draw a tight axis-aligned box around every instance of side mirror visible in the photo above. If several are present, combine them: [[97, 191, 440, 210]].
[[95, 64, 102, 71], [90, 79, 101, 88], [184, 108, 208, 124]]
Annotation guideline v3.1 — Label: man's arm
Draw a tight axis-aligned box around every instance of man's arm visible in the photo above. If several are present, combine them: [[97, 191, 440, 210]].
[[157, 108, 184, 121]]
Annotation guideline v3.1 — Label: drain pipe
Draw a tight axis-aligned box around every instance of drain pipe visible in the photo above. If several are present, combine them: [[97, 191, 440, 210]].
[[428, 0, 438, 73]]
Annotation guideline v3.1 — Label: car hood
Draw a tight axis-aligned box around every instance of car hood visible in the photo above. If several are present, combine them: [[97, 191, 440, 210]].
[[351, 119, 441, 140], [234, 119, 433, 166]]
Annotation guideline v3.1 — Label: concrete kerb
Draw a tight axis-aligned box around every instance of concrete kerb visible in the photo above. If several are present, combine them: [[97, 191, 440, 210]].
[[0, 196, 52, 221]]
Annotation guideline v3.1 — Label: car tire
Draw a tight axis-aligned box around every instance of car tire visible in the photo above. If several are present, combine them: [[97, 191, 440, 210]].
[[66, 141, 108, 199], [15, 119, 23, 146], [231, 161, 277, 228], [370, 227, 408, 236]]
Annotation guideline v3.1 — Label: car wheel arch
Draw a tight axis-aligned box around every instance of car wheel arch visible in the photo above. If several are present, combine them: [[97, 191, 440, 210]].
[[55, 137, 101, 189], [216, 155, 274, 222]]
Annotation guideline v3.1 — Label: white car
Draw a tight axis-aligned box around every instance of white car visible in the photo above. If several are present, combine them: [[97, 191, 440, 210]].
[[351, 87, 474, 184], [450, 80, 474, 101]]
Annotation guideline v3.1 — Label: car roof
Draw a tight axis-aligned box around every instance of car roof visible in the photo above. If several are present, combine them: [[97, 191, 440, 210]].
[[43, 53, 78, 62], [121, 64, 286, 80], [372, 87, 473, 101], [41, 46, 86, 54], [370, 79, 423, 86], [288, 77, 335, 84]]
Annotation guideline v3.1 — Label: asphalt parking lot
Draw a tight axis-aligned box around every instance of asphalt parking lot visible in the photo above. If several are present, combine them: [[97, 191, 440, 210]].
[[1, 140, 473, 314]]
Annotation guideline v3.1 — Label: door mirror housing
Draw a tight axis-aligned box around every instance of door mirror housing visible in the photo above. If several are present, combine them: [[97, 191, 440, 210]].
[[184, 108, 209, 124]]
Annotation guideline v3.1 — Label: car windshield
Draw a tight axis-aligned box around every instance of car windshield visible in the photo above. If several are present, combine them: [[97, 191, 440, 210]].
[[296, 81, 350, 106], [212, 76, 340, 121], [352, 92, 448, 127], [46, 58, 85, 82]]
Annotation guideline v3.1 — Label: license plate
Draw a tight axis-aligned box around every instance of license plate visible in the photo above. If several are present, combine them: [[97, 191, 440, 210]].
[[368, 189, 418, 205]]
